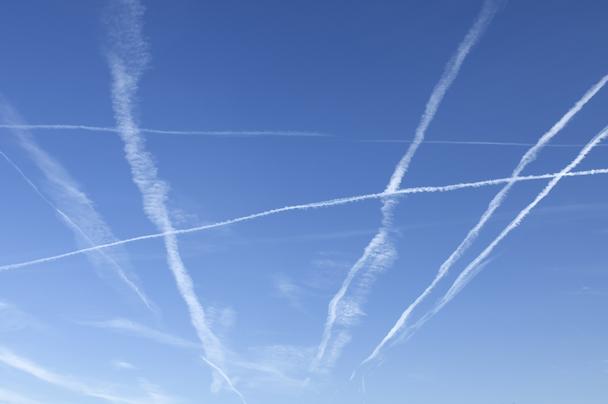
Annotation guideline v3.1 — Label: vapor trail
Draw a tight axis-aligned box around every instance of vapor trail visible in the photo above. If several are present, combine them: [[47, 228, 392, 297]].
[[201, 356, 248, 404], [360, 74, 608, 365], [362, 124, 608, 370], [1, 167, 606, 273], [105, 0, 242, 398], [361, 139, 608, 148], [0, 124, 326, 138], [314, 0, 500, 368], [0, 101, 152, 310]]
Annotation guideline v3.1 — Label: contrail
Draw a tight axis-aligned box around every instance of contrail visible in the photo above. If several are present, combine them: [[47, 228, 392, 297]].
[[1, 167, 607, 273], [360, 73, 608, 365], [314, 0, 500, 368], [104, 0, 242, 399], [360, 138, 608, 148], [201, 356, 248, 404], [0, 101, 153, 310], [0, 124, 327, 138], [361, 124, 608, 368]]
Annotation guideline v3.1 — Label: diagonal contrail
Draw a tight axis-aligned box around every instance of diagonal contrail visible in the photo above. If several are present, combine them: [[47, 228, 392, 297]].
[[0, 100, 152, 310], [360, 73, 608, 365], [1, 167, 607, 273], [0, 124, 327, 138], [382, 124, 608, 362], [314, 0, 501, 368], [104, 0, 243, 399]]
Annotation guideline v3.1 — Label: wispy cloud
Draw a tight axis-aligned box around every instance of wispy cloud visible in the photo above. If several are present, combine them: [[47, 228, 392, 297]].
[[85, 318, 309, 394], [112, 360, 137, 370], [0, 387, 41, 404], [274, 275, 306, 310], [2, 167, 608, 272], [365, 124, 608, 367], [314, 0, 500, 369], [0, 300, 44, 333], [0, 124, 328, 138], [360, 74, 608, 366], [104, 0, 242, 399], [0, 347, 153, 404], [82, 318, 199, 349], [0, 99, 153, 311]]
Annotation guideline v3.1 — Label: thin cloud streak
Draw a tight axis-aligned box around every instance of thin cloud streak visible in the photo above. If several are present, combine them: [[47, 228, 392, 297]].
[[82, 318, 199, 350], [361, 73, 608, 365], [0, 347, 148, 404], [84, 318, 308, 391], [105, 0, 241, 398], [0, 101, 152, 310], [364, 124, 608, 368], [314, 0, 500, 367], [0, 124, 327, 138], [1, 167, 607, 272]]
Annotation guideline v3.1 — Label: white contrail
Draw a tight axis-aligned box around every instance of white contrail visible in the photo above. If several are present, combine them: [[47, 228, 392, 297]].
[[201, 356, 248, 404], [104, 0, 242, 398], [0, 101, 152, 310], [0, 124, 327, 138], [361, 138, 608, 148], [1, 167, 607, 273], [360, 74, 608, 365], [0, 347, 149, 404], [314, 0, 500, 368], [362, 124, 608, 368]]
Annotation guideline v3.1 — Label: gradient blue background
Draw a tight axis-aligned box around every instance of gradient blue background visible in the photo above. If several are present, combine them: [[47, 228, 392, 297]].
[[0, 1, 607, 403]]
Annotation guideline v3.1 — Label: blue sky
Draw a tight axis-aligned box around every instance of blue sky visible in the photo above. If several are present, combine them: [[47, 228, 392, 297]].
[[0, 0, 607, 403]]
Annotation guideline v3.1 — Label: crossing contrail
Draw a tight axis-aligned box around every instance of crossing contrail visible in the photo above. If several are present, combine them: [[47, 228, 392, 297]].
[[2, 168, 606, 271], [359, 73, 608, 365], [314, 0, 501, 368], [360, 124, 608, 369]]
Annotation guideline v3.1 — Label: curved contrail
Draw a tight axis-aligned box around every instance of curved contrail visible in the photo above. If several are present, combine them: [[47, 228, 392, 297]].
[[1, 167, 606, 273], [314, 0, 501, 368], [360, 73, 608, 366]]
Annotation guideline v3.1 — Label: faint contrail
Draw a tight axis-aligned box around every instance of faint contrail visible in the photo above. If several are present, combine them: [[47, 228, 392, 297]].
[[105, 0, 241, 398], [0, 100, 152, 310], [362, 124, 608, 369], [360, 73, 608, 365], [0, 124, 327, 138], [1, 167, 606, 273], [314, 0, 500, 368]]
